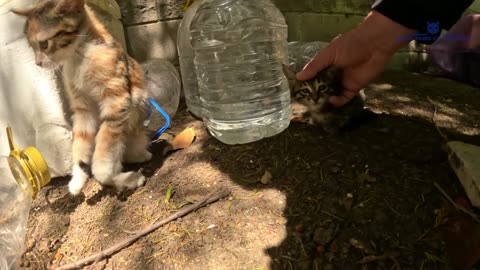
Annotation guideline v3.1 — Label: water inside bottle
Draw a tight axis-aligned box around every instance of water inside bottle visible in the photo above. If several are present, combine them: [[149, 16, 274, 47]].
[[190, 0, 291, 144]]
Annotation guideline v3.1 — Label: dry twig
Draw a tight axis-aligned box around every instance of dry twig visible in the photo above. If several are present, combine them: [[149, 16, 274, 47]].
[[53, 189, 230, 270], [427, 98, 448, 142]]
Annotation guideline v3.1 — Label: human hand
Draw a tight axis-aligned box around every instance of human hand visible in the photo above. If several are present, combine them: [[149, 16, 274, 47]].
[[296, 11, 416, 107]]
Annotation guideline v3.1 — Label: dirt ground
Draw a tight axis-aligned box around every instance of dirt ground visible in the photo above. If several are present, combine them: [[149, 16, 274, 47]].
[[21, 69, 480, 270]]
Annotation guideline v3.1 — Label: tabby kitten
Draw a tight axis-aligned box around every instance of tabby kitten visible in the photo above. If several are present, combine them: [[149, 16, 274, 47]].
[[282, 64, 365, 133], [12, 0, 152, 195]]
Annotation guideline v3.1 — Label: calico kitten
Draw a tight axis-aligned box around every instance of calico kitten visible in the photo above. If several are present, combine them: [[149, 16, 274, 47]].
[[282, 64, 365, 133], [12, 0, 152, 195]]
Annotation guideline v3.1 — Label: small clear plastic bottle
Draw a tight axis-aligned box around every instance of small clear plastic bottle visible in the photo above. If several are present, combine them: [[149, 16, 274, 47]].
[[190, 0, 292, 145], [141, 58, 182, 134], [288, 41, 329, 72], [0, 127, 51, 270]]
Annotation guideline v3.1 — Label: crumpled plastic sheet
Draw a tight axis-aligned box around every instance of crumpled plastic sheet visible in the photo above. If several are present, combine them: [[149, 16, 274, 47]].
[[426, 14, 480, 87]]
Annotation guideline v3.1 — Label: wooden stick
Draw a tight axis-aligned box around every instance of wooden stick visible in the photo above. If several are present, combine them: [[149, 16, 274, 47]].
[[53, 189, 230, 270]]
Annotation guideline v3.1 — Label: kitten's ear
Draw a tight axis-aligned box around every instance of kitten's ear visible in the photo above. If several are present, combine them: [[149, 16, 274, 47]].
[[282, 64, 299, 89], [11, 6, 35, 16], [54, 0, 85, 15], [282, 64, 297, 80]]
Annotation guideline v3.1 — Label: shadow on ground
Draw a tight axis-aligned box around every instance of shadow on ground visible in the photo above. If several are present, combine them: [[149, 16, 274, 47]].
[[21, 70, 480, 270], [191, 70, 480, 269]]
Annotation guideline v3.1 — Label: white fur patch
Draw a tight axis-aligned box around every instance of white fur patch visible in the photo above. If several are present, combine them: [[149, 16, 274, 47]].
[[69, 164, 89, 195], [112, 171, 146, 191], [92, 159, 121, 185]]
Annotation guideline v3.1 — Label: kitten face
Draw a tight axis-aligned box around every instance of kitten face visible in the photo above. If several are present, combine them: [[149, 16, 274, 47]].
[[282, 64, 340, 107], [282, 64, 366, 133], [12, 0, 86, 69]]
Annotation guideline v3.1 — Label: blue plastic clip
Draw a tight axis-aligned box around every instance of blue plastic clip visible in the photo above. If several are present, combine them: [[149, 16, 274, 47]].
[[147, 97, 171, 141]]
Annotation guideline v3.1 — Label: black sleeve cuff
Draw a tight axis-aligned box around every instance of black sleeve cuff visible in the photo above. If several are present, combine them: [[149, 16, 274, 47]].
[[372, 0, 473, 44]]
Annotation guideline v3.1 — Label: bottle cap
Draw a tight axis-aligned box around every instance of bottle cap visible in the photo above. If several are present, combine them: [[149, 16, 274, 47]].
[[6, 127, 51, 199]]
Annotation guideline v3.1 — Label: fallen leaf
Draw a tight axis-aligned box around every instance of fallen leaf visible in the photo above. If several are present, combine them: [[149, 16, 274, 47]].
[[163, 127, 196, 155], [54, 251, 63, 261], [454, 196, 472, 209], [349, 238, 375, 254], [171, 127, 196, 150], [434, 208, 447, 226], [443, 216, 480, 270], [169, 223, 178, 232]]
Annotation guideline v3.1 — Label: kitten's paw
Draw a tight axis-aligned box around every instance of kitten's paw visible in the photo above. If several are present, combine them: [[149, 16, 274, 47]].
[[69, 179, 85, 195], [92, 160, 121, 186], [69, 172, 88, 195], [112, 171, 146, 190], [136, 174, 146, 187]]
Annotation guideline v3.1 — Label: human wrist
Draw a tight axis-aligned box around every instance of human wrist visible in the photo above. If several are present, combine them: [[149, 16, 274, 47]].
[[355, 10, 417, 55]]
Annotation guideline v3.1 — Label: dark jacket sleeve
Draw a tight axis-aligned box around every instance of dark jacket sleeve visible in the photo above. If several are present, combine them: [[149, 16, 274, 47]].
[[372, 0, 473, 43]]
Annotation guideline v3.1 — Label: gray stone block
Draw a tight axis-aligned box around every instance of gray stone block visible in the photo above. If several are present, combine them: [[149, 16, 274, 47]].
[[467, 0, 480, 13], [386, 52, 431, 72], [272, 0, 311, 12], [284, 12, 363, 41], [116, 0, 186, 25], [88, 0, 126, 49], [89, 0, 121, 19], [273, 0, 374, 15], [447, 141, 480, 208], [125, 20, 181, 64], [157, 0, 186, 21], [117, 0, 158, 25], [309, 0, 373, 15]]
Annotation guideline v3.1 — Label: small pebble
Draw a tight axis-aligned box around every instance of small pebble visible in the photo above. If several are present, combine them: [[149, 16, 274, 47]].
[[260, 171, 273, 184]]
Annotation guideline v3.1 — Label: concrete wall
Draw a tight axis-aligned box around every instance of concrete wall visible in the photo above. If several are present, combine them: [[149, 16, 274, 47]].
[[114, 0, 430, 72], [116, 0, 186, 65], [273, 0, 435, 71], [117, 0, 480, 73]]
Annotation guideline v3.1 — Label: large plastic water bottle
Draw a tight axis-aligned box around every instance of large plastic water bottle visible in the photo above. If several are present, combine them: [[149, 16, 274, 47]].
[[190, 0, 292, 145], [177, 0, 205, 118]]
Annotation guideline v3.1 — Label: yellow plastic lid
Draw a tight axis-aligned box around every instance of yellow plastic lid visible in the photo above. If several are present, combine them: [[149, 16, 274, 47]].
[[6, 127, 51, 199]]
